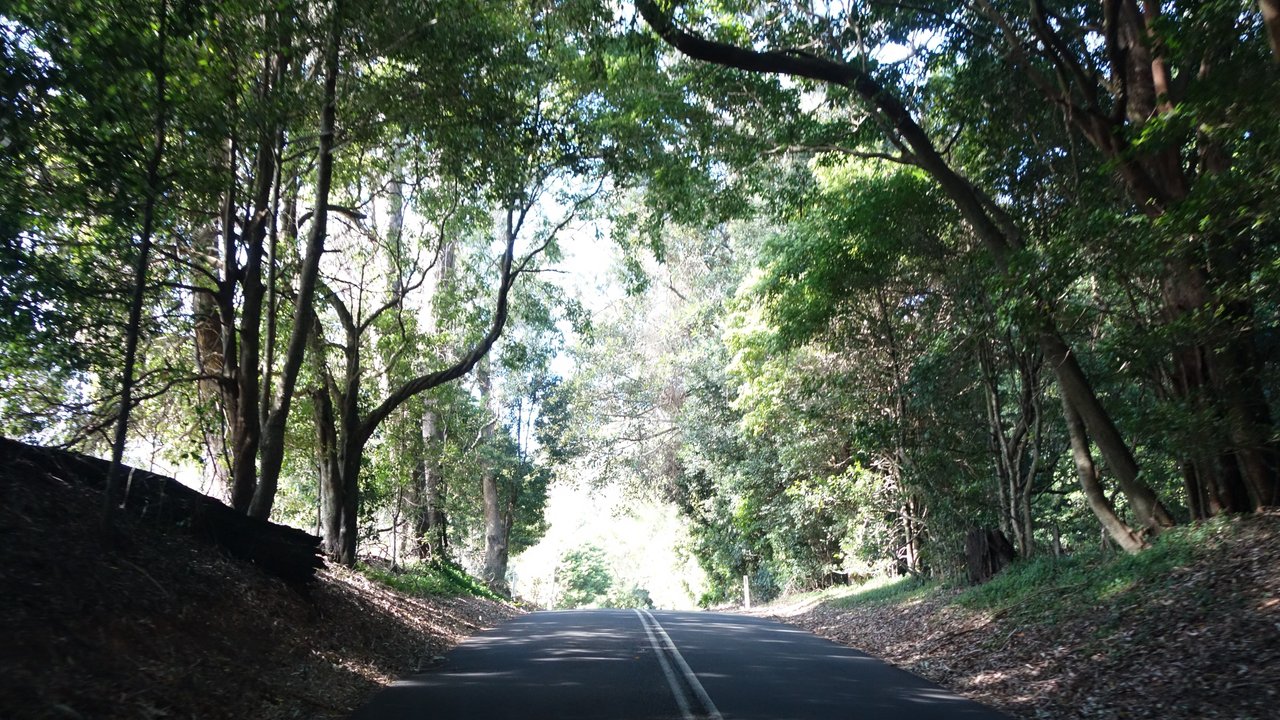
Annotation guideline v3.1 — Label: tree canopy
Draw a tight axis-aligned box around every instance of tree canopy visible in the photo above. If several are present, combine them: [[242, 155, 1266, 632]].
[[2, 0, 1277, 598]]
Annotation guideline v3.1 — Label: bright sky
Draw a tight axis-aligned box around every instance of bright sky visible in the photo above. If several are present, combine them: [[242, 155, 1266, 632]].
[[509, 477, 708, 610]]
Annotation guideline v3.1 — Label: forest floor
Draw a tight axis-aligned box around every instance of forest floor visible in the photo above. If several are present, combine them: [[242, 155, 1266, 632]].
[[0, 452, 522, 720], [757, 513, 1280, 720]]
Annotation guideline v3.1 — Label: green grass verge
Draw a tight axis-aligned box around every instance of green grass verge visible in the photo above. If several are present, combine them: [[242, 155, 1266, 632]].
[[956, 520, 1224, 623], [360, 560, 506, 602], [824, 574, 939, 609], [805, 520, 1231, 620]]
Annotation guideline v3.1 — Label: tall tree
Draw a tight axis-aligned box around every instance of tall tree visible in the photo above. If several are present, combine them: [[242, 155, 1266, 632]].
[[104, 0, 172, 526], [970, 0, 1280, 512], [309, 192, 574, 563], [634, 0, 1180, 538], [247, 0, 342, 519]]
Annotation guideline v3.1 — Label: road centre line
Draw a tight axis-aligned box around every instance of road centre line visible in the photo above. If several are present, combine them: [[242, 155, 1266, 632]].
[[637, 610, 725, 720], [634, 609, 695, 720]]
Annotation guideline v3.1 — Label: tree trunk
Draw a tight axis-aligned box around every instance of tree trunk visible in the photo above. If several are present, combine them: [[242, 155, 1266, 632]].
[[1181, 460, 1208, 522], [309, 301, 361, 566], [407, 403, 448, 561], [415, 233, 457, 561], [259, 131, 283, 433], [226, 46, 282, 513], [1018, 480, 1034, 557], [896, 492, 925, 575], [1060, 393, 1147, 553], [965, 528, 1016, 584], [419, 405, 449, 559], [1209, 304, 1280, 509], [316, 393, 362, 566], [192, 227, 231, 498], [214, 132, 242, 503], [336, 442, 360, 566], [479, 359, 509, 594], [481, 466, 509, 592], [1159, 257, 1255, 515], [250, 0, 338, 520], [978, 338, 1043, 558], [979, 343, 1014, 541], [314, 384, 342, 559], [1040, 330, 1176, 535], [1260, 0, 1280, 61], [316, 425, 360, 567], [104, 0, 169, 528], [331, 298, 365, 565], [403, 406, 425, 556]]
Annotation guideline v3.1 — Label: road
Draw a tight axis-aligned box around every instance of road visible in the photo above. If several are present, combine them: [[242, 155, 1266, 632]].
[[349, 609, 1009, 720]]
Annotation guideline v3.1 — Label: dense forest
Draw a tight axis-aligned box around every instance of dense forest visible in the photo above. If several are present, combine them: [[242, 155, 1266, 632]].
[[3, 0, 1277, 604]]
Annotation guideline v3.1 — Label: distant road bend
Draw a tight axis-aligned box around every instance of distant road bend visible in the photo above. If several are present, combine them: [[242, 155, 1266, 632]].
[[350, 609, 1010, 720]]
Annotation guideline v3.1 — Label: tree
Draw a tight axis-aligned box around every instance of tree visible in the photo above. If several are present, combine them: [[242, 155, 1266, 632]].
[[554, 543, 615, 609], [1, 0, 225, 450], [309, 202, 539, 564], [478, 277, 566, 592], [190, 0, 567, 523], [640, 0, 1280, 512], [634, 0, 1185, 543], [965, 0, 1280, 514], [104, 0, 172, 527]]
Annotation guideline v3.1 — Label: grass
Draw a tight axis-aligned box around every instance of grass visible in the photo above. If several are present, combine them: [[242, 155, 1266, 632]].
[[956, 520, 1223, 622], [360, 560, 507, 602], [771, 519, 1232, 626], [823, 574, 939, 609]]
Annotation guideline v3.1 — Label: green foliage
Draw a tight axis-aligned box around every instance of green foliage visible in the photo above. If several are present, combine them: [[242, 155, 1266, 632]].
[[750, 162, 951, 346], [548, 554, 655, 609], [7, 0, 1279, 609], [599, 585, 655, 610], [553, 543, 614, 609], [0, 0, 188, 439], [572, 0, 1279, 605]]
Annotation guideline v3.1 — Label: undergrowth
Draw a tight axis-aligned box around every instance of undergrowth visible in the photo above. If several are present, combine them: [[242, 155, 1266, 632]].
[[361, 560, 506, 602], [801, 518, 1229, 622], [957, 519, 1225, 622]]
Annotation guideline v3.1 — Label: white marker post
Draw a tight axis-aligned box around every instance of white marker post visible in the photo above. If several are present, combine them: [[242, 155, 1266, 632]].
[[742, 574, 751, 610]]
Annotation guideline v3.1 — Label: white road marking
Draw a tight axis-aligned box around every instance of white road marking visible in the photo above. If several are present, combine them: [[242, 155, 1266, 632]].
[[638, 609, 725, 720], [635, 609, 696, 720]]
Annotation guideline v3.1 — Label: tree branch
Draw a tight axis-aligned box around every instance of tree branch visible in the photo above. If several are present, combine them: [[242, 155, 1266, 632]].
[[766, 143, 918, 166], [635, 0, 1022, 264], [356, 222, 521, 445]]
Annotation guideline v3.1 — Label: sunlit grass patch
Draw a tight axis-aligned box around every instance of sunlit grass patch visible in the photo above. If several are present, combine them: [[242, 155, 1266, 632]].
[[827, 574, 936, 609], [360, 560, 505, 601], [956, 519, 1225, 622]]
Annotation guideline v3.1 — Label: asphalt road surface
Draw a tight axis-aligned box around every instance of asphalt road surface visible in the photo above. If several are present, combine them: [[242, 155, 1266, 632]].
[[349, 609, 1010, 720]]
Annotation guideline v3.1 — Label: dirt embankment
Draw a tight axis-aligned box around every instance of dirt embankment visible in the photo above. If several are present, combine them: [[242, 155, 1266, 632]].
[[0, 449, 521, 720], [761, 513, 1280, 720]]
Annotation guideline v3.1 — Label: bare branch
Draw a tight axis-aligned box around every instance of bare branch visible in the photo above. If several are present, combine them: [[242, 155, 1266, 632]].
[[767, 143, 918, 166]]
